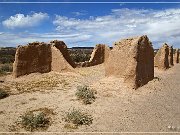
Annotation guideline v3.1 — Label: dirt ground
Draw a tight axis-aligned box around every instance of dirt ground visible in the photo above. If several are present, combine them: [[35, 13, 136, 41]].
[[0, 63, 180, 134]]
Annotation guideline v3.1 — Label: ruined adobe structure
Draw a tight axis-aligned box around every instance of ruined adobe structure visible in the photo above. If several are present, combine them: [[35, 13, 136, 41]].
[[174, 49, 179, 64], [89, 44, 110, 65], [105, 35, 154, 89], [13, 41, 75, 78], [50, 40, 76, 68], [13, 41, 111, 77], [13, 42, 52, 78], [77, 44, 110, 67], [154, 43, 169, 70], [168, 46, 174, 66]]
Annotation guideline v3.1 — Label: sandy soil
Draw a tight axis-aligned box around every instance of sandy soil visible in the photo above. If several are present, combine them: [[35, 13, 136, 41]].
[[0, 64, 180, 134]]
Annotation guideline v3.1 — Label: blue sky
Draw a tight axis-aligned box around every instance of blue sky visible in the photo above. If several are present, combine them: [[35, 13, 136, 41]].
[[0, 1, 180, 48]]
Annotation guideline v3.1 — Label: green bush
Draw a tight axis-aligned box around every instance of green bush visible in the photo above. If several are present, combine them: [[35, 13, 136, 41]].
[[70, 53, 91, 63], [0, 64, 13, 73], [0, 88, 9, 99], [75, 85, 96, 104], [63, 108, 93, 126], [0, 55, 14, 64], [0, 70, 5, 75], [19, 111, 50, 131]]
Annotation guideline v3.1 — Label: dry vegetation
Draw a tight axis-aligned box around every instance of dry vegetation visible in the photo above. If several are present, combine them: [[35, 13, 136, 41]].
[[63, 108, 93, 128], [18, 111, 50, 131], [68, 49, 92, 63], [0, 47, 15, 76], [75, 85, 96, 104], [10, 107, 55, 132], [1, 72, 80, 95], [13, 77, 60, 93], [0, 63, 13, 76], [0, 88, 9, 99]]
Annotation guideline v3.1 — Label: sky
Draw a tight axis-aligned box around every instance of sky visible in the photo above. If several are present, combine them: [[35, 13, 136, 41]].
[[0, 1, 180, 48]]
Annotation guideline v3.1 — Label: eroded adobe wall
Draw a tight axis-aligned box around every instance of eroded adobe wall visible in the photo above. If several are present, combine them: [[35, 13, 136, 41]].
[[169, 46, 174, 66], [13, 42, 52, 78], [154, 43, 169, 70], [50, 40, 76, 68], [174, 49, 180, 64], [13, 40, 75, 78], [105, 35, 154, 89], [51, 41, 74, 72], [89, 44, 110, 66], [77, 44, 110, 67]]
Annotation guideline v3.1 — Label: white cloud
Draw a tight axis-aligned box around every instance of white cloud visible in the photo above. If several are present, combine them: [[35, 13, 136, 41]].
[[2, 12, 49, 29], [53, 8, 180, 48], [0, 32, 92, 47], [72, 11, 87, 16], [1, 8, 180, 48]]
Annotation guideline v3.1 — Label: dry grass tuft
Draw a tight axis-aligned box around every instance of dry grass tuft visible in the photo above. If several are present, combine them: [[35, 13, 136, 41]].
[[16, 107, 55, 132], [75, 85, 96, 104], [14, 77, 59, 93], [0, 88, 9, 99], [63, 108, 93, 127]]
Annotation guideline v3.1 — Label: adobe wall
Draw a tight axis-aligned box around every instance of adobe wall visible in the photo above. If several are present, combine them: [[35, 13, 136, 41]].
[[51, 43, 74, 72], [50, 40, 76, 68], [174, 49, 179, 64], [105, 35, 154, 89], [169, 46, 174, 66], [13, 42, 52, 78], [154, 43, 169, 70], [13, 41, 74, 78], [78, 44, 110, 67]]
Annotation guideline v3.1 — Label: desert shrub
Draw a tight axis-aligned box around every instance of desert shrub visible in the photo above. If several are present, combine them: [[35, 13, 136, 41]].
[[0, 55, 14, 64], [63, 108, 93, 126], [0, 47, 16, 64], [0, 69, 5, 75], [75, 85, 96, 104], [0, 64, 13, 72], [70, 52, 91, 63], [19, 111, 50, 131], [0, 88, 9, 99]]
